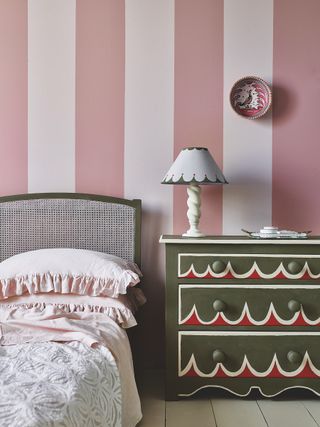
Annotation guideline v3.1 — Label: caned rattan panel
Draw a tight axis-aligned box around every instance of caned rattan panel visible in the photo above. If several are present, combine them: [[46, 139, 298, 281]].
[[0, 195, 140, 263]]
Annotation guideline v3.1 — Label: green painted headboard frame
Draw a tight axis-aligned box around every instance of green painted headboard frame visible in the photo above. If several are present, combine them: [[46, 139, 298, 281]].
[[0, 192, 141, 266]]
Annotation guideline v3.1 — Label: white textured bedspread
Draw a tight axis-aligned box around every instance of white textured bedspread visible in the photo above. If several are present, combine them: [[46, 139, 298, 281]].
[[0, 340, 121, 427], [0, 306, 142, 427]]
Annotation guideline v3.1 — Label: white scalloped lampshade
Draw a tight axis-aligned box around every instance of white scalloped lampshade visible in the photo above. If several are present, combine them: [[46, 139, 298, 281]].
[[161, 147, 228, 185]]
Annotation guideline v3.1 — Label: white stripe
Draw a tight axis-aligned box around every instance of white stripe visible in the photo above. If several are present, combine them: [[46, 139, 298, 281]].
[[180, 284, 320, 289], [223, 0, 273, 234], [179, 253, 320, 258], [160, 236, 320, 244], [28, 0, 75, 192], [180, 331, 320, 336], [178, 385, 320, 398], [124, 0, 174, 277]]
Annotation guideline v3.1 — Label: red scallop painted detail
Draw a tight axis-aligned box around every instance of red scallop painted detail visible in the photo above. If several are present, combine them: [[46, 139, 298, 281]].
[[271, 360, 317, 378], [183, 313, 250, 327], [292, 312, 316, 327], [247, 271, 262, 279], [264, 312, 282, 327], [214, 365, 229, 378], [267, 364, 283, 378], [182, 270, 315, 280], [181, 303, 320, 327], [274, 272, 287, 279], [184, 271, 197, 279], [184, 312, 201, 325], [234, 313, 252, 327], [301, 272, 313, 280], [224, 272, 237, 279], [237, 366, 257, 378], [181, 270, 237, 279], [274, 271, 312, 280], [179, 261, 320, 280], [214, 318, 229, 326], [181, 353, 320, 379], [295, 363, 319, 378], [185, 367, 199, 377]]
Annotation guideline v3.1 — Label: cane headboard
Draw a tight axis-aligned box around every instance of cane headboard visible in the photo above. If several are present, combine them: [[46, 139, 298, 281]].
[[0, 193, 141, 265]]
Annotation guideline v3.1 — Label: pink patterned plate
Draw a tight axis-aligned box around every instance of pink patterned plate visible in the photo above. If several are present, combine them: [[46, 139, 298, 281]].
[[230, 76, 272, 119]]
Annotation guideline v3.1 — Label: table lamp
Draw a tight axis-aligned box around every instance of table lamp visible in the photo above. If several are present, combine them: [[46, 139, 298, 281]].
[[162, 147, 228, 237]]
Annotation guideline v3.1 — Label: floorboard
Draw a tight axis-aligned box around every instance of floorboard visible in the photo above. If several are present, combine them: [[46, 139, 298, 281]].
[[211, 399, 267, 427], [257, 400, 318, 427], [166, 400, 216, 427], [301, 401, 320, 426]]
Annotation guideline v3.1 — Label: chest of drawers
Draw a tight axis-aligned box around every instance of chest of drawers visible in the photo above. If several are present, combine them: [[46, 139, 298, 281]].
[[160, 235, 320, 400]]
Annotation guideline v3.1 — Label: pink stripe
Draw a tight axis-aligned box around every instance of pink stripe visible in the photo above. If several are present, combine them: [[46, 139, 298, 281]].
[[0, 1, 27, 196], [174, 0, 224, 235], [76, 0, 125, 197], [273, 0, 320, 233]]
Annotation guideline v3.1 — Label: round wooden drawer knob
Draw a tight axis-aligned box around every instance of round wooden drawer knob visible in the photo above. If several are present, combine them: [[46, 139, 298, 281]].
[[287, 261, 301, 274], [213, 299, 227, 312], [288, 300, 301, 312], [287, 350, 302, 364], [212, 350, 226, 363], [212, 260, 226, 274]]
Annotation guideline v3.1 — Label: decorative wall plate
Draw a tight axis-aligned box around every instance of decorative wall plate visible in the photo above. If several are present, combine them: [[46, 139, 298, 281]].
[[230, 76, 272, 119]]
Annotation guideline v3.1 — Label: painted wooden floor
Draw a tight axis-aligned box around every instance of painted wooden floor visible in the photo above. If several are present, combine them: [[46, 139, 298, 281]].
[[136, 371, 320, 427]]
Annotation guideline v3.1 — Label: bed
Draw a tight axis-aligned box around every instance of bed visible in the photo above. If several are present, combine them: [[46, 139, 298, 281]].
[[0, 193, 143, 427]]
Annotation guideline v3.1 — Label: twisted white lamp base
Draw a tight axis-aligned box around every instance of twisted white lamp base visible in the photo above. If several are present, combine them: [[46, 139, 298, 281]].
[[183, 184, 204, 237]]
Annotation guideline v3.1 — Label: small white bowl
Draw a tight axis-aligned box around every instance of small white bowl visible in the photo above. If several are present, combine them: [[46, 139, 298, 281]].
[[259, 227, 279, 234]]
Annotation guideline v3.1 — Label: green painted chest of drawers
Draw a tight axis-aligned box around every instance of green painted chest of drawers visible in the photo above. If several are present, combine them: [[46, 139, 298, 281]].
[[160, 235, 320, 400]]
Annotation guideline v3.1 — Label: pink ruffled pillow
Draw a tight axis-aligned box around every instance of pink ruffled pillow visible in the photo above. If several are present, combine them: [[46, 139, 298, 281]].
[[0, 248, 142, 300], [0, 293, 140, 328]]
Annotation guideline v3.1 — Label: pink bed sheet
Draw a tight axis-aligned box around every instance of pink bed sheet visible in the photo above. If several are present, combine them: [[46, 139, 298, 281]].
[[0, 305, 142, 427]]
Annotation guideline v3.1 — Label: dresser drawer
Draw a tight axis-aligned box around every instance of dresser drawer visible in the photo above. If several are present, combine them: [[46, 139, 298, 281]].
[[179, 285, 320, 327], [179, 331, 320, 379], [176, 331, 320, 397], [178, 253, 320, 281]]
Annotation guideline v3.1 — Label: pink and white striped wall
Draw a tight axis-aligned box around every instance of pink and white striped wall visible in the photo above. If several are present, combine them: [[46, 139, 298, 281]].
[[1, 0, 320, 366]]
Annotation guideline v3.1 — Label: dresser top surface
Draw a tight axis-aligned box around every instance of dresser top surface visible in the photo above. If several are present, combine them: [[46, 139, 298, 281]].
[[159, 235, 320, 245]]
